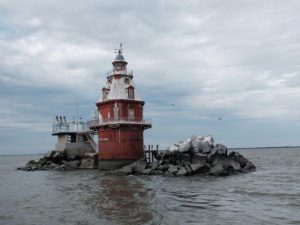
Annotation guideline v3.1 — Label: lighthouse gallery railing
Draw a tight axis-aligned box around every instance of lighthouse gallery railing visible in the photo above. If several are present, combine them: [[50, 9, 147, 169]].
[[94, 117, 151, 126], [53, 117, 151, 133]]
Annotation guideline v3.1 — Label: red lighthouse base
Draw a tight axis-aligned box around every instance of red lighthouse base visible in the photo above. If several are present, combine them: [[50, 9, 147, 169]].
[[98, 127, 145, 169]]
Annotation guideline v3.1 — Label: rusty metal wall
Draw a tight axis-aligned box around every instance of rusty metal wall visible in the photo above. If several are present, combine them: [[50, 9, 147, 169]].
[[98, 128, 144, 160]]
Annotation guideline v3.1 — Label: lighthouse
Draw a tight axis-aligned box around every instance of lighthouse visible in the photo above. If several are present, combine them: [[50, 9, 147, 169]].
[[93, 44, 152, 169]]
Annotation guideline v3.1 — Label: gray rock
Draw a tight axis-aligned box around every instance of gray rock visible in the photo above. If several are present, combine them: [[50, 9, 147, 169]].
[[59, 164, 65, 170], [110, 159, 147, 175], [141, 168, 152, 175], [83, 152, 98, 159], [177, 167, 188, 176], [45, 150, 55, 159], [17, 166, 27, 171], [152, 151, 163, 160], [227, 154, 241, 171], [210, 154, 230, 176], [190, 162, 209, 174], [131, 160, 147, 175], [210, 144, 227, 156], [241, 161, 256, 173], [234, 153, 249, 168], [111, 164, 133, 175], [31, 165, 38, 171], [168, 165, 179, 173], [49, 163, 59, 169], [157, 164, 169, 171], [227, 151, 256, 172], [80, 158, 97, 169], [52, 151, 65, 164], [163, 171, 176, 177], [228, 159, 241, 171], [150, 169, 164, 175], [210, 164, 228, 176], [63, 160, 80, 169], [184, 164, 193, 175]]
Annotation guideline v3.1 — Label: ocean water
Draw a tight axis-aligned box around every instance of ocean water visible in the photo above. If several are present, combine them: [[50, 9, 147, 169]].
[[0, 148, 300, 225]]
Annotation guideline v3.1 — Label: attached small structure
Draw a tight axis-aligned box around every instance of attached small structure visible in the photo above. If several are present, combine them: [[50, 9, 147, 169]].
[[52, 116, 97, 158], [91, 44, 152, 169]]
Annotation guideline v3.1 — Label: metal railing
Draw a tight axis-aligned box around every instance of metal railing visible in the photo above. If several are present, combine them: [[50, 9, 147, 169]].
[[144, 145, 159, 163], [52, 122, 92, 133], [96, 117, 151, 126], [106, 69, 133, 76], [53, 117, 151, 133]]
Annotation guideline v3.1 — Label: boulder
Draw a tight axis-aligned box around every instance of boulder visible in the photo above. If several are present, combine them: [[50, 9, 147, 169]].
[[167, 144, 179, 152], [80, 153, 98, 169], [227, 153, 242, 171], [18, 149, 98, 171], [190, 161, 209, 174], [151, 151, 163, 160], [210, 164, 228, 176], [80, 158, 97, 169], [48, 163, 59, 169], [177, 166, 188, 176], [191, 135, 214, 153], [168, 165, 179, 173], [213, 144, 228, 155], [163, 171, 176, 177], [150, 169, 164, 175], [184, 164, 193, 175], [139, 135, 254, 177], [110, 159, 147, 175], [208, 144, 227, 163], [62, 160, 80, 169], [17, 166, 27, 171], [131, 159, 147, 175], [167, 139, 191, 153], [141, 168, 152, 175], [111, 164, 133, 175], [241, 161, 256, 173], [177, 139, 192, 152], [45, 150, 55, 159]]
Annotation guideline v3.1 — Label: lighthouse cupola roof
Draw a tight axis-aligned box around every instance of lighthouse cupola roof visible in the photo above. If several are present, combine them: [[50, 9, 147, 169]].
[[112, 43, 128, 65]]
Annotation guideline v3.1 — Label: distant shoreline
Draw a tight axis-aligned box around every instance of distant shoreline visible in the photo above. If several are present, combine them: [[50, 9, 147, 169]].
[[0, 153, 45, 156], [230, 146, 300, 150]]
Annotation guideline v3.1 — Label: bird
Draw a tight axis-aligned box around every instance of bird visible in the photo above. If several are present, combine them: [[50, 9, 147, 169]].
[[218, 117, 222, 120], [170, 104, 176, 106]]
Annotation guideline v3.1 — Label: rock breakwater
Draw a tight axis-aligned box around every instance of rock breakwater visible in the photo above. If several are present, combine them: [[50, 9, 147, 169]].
[[112, 135, 256, 176], [17, 151, 98, 171]]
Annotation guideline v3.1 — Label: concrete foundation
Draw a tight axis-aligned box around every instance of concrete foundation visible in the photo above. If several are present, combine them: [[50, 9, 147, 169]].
[[98, 159, 136, 170]]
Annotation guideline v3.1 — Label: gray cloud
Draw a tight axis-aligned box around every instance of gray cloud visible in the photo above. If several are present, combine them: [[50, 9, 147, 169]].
[[1, 0, 300, 153]]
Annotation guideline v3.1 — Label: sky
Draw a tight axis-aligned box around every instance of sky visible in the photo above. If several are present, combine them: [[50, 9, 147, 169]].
[[1, 0, 300, 154]]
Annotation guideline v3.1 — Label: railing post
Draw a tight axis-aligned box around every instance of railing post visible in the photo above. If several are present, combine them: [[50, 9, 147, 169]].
[[148, 145, 151, 163]]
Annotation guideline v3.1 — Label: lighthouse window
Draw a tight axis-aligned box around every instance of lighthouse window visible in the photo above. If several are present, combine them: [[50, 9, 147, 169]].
[[113, 105, 119, 120], [128, 87, 134, 99], [102, 90, 106, 100], [102, 89, 108, 100], [128, 109, 134, 121], [113, 62, 123, 70]]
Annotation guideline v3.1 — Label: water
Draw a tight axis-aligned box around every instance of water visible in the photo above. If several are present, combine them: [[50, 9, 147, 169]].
[[1, 148, 300, 225]]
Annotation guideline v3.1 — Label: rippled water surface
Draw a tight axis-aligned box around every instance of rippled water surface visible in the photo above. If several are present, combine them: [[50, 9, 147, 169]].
[[1, 148, 300, 225]]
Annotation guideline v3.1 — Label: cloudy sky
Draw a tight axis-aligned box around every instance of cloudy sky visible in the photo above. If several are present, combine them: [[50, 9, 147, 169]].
[[1, 0, 300, 154]]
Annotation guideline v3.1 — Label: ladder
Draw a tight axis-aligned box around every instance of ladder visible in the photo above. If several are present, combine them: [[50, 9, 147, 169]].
[[84, 132, 98, 152]]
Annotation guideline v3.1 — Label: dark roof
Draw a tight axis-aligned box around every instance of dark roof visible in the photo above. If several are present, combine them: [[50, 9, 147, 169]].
[[114, 53, 125, 61]]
